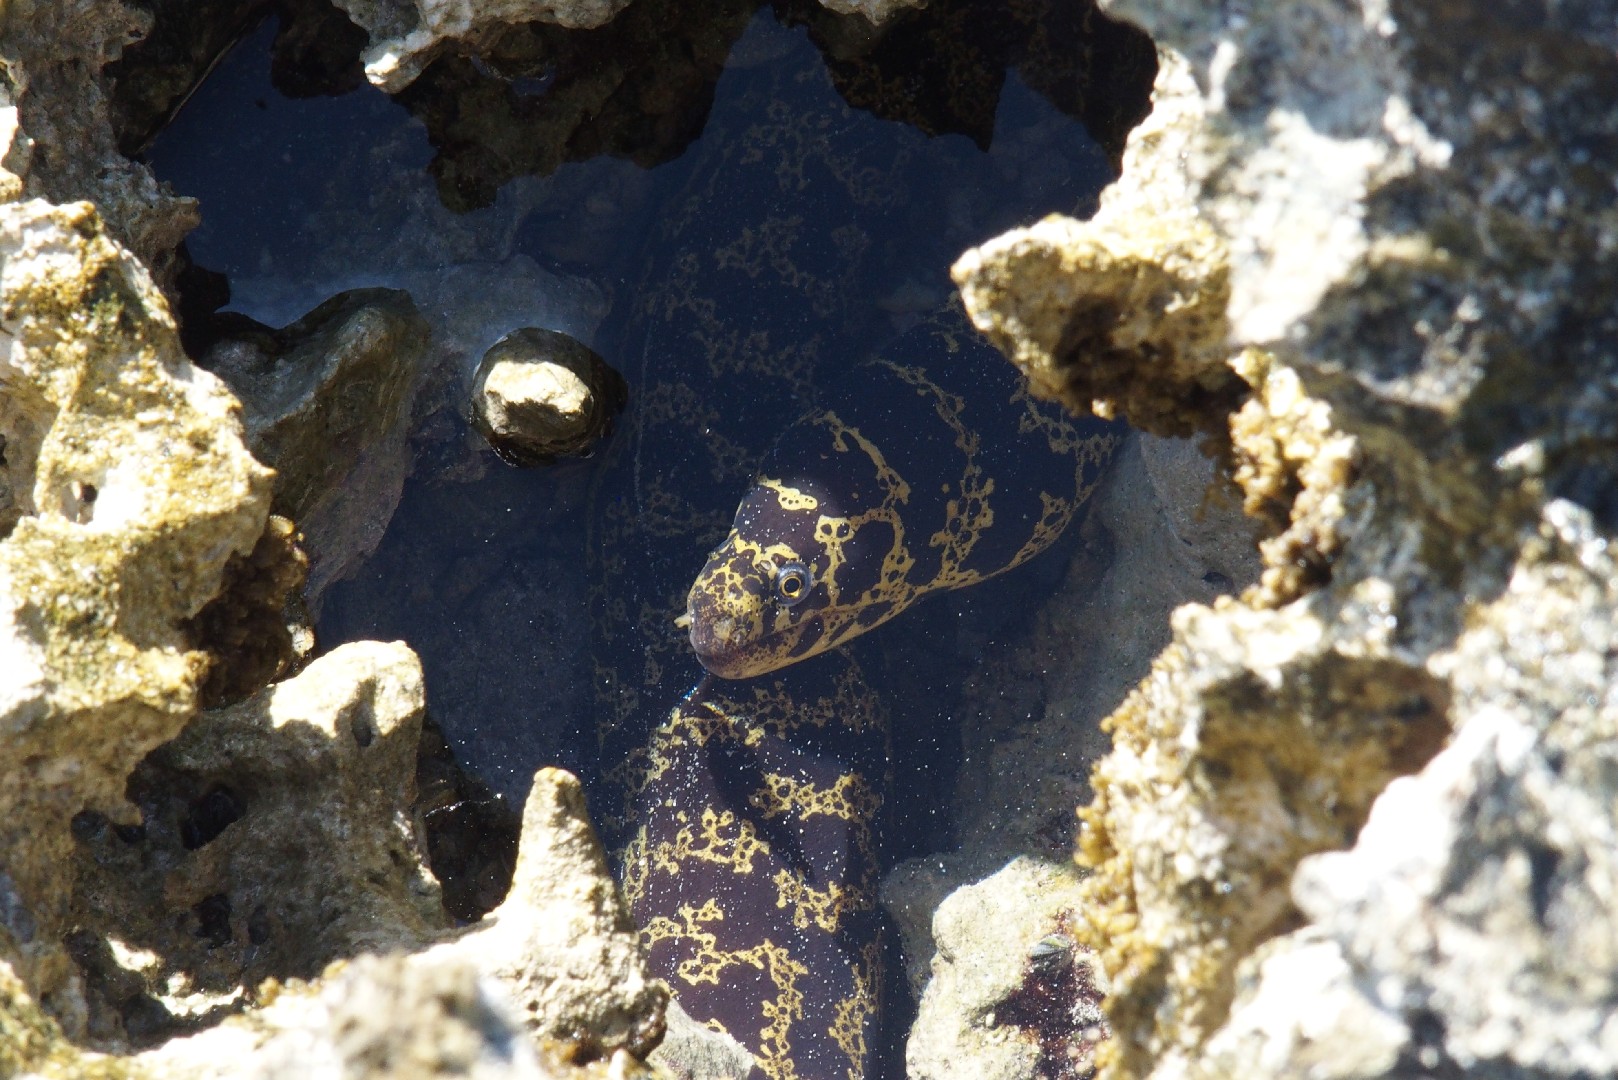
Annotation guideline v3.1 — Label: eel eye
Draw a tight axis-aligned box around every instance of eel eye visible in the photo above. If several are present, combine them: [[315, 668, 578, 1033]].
[[773, 560, 813, 608]]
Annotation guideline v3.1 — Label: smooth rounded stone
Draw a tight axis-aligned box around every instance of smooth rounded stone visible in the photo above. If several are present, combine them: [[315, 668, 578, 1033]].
[[906, 858, 1106, 1080], [471, 328, 627, 467]]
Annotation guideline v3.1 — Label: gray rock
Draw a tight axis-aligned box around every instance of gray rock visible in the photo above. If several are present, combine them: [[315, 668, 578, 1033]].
[[906, 858, 1106, 1080], [204, 290, 429, 614], [145, 951, 591, 1080], [471, 328, 627, 467], [329, 0, 639, 92], [950, 0, 1618, 1075]]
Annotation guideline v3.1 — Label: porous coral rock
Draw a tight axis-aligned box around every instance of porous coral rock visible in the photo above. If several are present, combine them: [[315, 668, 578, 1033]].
[[419, 768, 668, 1060], [0, 197, 272, 1016], [1206, 499, 1618, 1077], [0, 0, 200, 286], [69, 640, 445, 1047], [141, 951, 653, 1080], [330, 0, 639, 92], [950, 0, 1618, 1075]]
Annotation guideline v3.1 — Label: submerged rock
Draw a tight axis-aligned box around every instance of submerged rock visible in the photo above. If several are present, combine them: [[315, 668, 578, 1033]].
[[471, 328, 627, 467], [201, 289, 429, 613], [952, 0, 1618, 1076]]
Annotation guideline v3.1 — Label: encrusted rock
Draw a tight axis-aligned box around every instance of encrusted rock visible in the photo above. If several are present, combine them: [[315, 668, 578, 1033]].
[[69, 641, 446, 1048], [142, 951, 649, 1080], [421, 767, 668, 1060], [0, 197, 273, 1015], [950, 58, 1241, 441], [813, 0, 926, 24], [907, 858, 1107, 1080], [882, 431, 1261, 1012], [202, 289, 428, 612], [0, 0, 201, 288], [470, 328, 626, 467], [949, 0, 1618, 1075]]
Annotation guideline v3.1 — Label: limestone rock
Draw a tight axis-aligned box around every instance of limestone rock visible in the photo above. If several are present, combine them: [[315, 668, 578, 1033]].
[[648, 999, 758, 1080], [141, 951, 649, 1080], [329, 0, 639, 92], [0, 197, 273, 1014], [882, 432, 1260, 1008], [424, 768, 668, 1060], [0, 0, 200, 287], [202, 290, 429, 612], [813, 0, 926, 25], [945, 0, 1618, 1075], [471, 328, 627, 467], [69, 641, 446, 1048], [906, 858, 1106, 1080]]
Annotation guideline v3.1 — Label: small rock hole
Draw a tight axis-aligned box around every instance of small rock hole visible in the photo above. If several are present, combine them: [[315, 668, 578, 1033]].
[[192, 892, 233, 949], [247, 903, 272, 945], [180, 784, 245, 849]]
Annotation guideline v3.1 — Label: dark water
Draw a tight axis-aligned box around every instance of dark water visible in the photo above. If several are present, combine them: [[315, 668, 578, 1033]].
[[145, 3, 1151, 1069]]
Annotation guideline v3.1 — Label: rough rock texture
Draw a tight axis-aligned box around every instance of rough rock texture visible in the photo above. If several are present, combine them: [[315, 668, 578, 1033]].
[[471, 328, 627, 466], [69, 641, 446, 1048], [133, 775, 666, 1080], [811, 0, 925, 25], [419, 768, 668, 1060], [202, 290, 429, 612], [954, 1, 1618, 1077], [881, 432, 1261, 1016], [906, 858, 1107, 1080], [0, 0, 200, 288], [0, 197, 273, 1018], [142, 951, 654, 1080]]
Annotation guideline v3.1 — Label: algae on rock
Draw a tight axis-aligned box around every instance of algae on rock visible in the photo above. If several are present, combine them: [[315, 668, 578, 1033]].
[[953, 0, 1618, 1075], [0, 197, 273, 1018]]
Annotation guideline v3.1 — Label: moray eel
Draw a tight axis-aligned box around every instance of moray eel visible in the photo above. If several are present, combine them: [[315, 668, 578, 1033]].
[[590, 14, 1122, 1080], [626, 306, 1120, 1078], [686, 307, 1119, 681]]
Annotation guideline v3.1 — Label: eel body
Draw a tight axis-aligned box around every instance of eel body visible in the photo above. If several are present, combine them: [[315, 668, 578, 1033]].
[[686, 307, 1119, 680], [589, 14, 1122, 1079]]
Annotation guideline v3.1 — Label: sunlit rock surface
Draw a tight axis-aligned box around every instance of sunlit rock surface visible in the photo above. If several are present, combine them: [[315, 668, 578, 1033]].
[[0, 1, 200, 286], [0, 198, 274, 1026], [471, 328, 627, 467], [955, 1, 1618, 1076], [906, 858, 1107, 1080]]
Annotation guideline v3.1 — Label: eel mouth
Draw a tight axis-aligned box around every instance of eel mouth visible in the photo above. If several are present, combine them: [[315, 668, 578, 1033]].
[[683, 586, 763, 679]]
